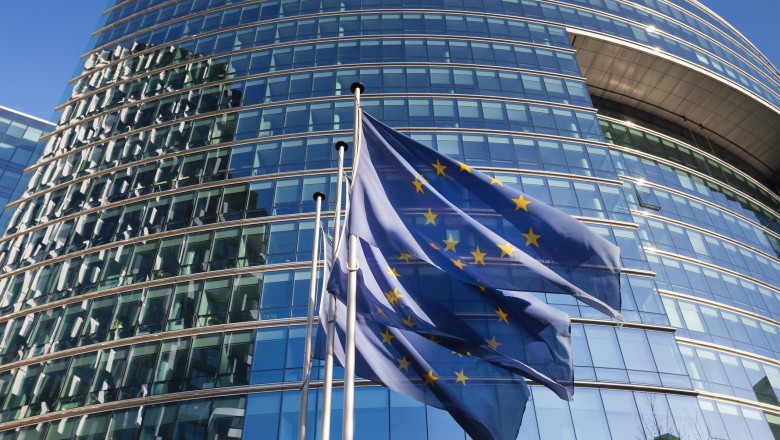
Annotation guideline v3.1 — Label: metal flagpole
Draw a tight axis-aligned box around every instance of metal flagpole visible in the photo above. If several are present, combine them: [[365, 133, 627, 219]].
[[342, 81, 364, 440], [342, 233, 359, 440], [297, 192, 326, 440], [320, 140, 348, 440]]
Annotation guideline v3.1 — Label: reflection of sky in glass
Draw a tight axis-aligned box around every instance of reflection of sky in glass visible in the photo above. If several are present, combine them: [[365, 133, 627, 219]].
[[0, 106, 53, 233]]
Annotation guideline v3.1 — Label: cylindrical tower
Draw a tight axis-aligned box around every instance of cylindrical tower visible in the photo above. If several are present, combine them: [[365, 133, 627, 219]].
[[0, 0, 778, 438]]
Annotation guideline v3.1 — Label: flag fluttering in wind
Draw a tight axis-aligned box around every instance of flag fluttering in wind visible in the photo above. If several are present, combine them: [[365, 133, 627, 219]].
[[321, 258, 533, 439], [316, 111, 621, 439], [349, 112, 622, 320]]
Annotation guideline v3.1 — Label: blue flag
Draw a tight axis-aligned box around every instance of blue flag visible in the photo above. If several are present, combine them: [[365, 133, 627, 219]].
[[317, 112, 622, 439], [349, 112, 622, 319], [327, 234, 574, 399], [318, 236, 537, 440]]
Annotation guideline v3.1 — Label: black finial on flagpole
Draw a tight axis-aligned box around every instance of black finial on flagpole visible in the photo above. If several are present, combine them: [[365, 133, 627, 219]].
[[350, 82, 364, 95], [312, 192, 326, 201], [335, 140, 349, 151]]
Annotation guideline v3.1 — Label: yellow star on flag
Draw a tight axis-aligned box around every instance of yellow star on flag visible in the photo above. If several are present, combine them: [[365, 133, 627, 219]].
[[454, 370, 469, 386], [402, 314, 416, 328], [387, 266, 401, 279], [442, 234, 459, 252], [478, 285, 487, 294], [432, 159, 447, 176], [412, 176, 425, 194], [376, 306, 387, 317], [522, 227, 541, 247], [380, 329, 395, 345], [451, 259, 467, 270], [429, 242, 439, 250], [489, 177, 504, 186], [399, 252, 413, 263], [471, 246, 486, 265], [423, 369, 439, 387], [429, 335, 442, 344], [511, 194, 531, 212], [384, 287, 403, 305], [422, 208, 438, 226], [497, 242, 516, 258], [495, 307, 508, 324], [458, 161, 471, 173], [397, 355, 412, 372], [485, 335, 502, 351]]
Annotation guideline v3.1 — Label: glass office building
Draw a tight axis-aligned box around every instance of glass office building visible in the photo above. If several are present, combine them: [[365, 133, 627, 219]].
[[0, 0, 778, 438], [0, 107, 53, 235]]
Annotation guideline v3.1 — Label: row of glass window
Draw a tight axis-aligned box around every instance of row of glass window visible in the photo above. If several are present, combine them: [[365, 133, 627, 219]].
[[625, 182, 780, 259], [648, 0, 777, 77], [663, 295, 780, 360], [0, 321, 683, 424], [0, 207, 648, 318], [0, 113, 47, 150], [16, 127, 623, 228], [230, 323, 690, 388], [31, 124, 615, 209], [9, 170, 331, 259], [0, 264, 668, 373], [601, 119, 780, 214], [3, 171, 631, 273], [0, 268, 304, 363], [611, 146, 779, 234], [29, 133, 342, 198], [572, 324, 688, 387], [539, 273, 668, 325], [102, 0, 254, 44], [0, 218, 319, 313], [64, 65, 593, 130], [49, 96, 601, 169], [0, 394, 246, 440], [679, 343, 780, 408], [250, 95, 600, 137], [245, 386, 775, 440], [96, 0, 777, 97], [101, 1, 549, 49], [98, 9, 573, 67], [602, 0, 776, 84], [648, 253, 780, 324], [94, 0, 780, 111], [46, 108, 237, 164], [1, 385, 773, 440], [636, 215, 780, 288], [19, 160, 329, 238], [537, 0, 780, 101], [72, 30, 582, 118], [0, 330, 254, 422]]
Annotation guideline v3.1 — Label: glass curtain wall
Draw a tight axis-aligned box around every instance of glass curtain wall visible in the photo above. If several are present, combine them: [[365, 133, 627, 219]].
[[0, 0, 778, 438]]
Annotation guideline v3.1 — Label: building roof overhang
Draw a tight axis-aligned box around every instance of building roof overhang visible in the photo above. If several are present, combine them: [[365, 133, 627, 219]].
[[570, 29, 780, 189]]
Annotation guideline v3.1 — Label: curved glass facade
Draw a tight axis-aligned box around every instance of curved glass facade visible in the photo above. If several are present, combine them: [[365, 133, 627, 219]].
[[0, 0, 779, 438]]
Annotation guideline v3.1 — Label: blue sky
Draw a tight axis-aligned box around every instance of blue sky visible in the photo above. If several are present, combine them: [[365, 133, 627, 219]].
[[0, 1, 778, 121]]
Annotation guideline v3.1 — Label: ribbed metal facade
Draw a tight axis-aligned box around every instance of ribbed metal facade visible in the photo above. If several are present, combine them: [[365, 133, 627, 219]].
[[0, 0, 778, 438]]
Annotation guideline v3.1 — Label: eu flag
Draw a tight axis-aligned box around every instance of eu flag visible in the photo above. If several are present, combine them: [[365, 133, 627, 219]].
[[327, 234, 574, 400], [348, 112, 622, 319], [318, 111, 621, 439], [321, 292, 531, 439], [319, 235, 562, 439]]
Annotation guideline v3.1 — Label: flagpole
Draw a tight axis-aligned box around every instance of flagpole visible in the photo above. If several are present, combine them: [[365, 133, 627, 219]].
[[342, 82, 364, 440], [319, 140, 348, 440], [297, 191, 325, 440], [342, 232, 358, 440]]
